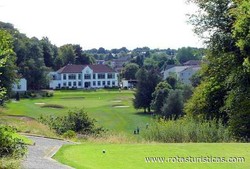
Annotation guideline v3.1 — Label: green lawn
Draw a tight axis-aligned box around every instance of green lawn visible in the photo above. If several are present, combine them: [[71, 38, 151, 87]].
[[2, 90, 151, 134], [53, 143, 250, 169]]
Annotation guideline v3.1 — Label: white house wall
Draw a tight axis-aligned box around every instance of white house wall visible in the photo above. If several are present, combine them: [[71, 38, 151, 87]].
[[49, 71, 118, 89], [12, 78, 27, 92], [163, 66, 200, 85]]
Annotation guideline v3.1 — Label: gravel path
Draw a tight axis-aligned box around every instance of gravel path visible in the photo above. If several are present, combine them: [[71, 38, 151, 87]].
[[21, 136, 74, 169]]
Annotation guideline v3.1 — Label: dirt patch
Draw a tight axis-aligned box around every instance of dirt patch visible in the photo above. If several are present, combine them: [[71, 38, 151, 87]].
[[5, 115, 35, 121]]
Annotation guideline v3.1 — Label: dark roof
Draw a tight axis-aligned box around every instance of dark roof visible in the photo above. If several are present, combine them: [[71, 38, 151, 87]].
[[88, 64, 116, 73], [57, 64, 116, 73], [57, 65, 86, 73], [183, 60, 201, 66]]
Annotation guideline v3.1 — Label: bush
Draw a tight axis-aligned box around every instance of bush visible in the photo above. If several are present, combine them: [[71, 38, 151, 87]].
[[143, 117, 233, 143], [39, 108, 105, 135], [0, 157, 20, 169], [0, 125, 27, 158], [62, 130, 76, 139]]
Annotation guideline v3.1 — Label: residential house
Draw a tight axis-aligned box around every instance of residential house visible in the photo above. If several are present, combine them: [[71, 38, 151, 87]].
[[163, 65, 201, 85], [49, 64, 118, 89], [111, 56, 130, 72], [96, 60, 106, 65], [183, 60, 201, 66], [12, 78, 27, 92]]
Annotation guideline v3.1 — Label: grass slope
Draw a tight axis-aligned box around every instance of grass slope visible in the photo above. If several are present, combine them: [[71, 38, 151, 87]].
[[2, 90, 151, 134], [54, 143, 250, 169]]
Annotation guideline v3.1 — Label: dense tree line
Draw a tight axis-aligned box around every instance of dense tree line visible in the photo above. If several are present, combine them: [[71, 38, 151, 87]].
[[133, 0, 249, 141], [184, 0, 250, 141], [0, 21, 95, 91], [0, 29, 27, 164]]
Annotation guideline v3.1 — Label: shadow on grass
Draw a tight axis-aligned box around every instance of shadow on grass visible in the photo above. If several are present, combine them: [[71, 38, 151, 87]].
[[135, 111, 154, 117]]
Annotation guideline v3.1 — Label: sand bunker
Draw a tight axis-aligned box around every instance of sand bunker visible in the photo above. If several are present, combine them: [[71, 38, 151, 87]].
[[35, 103, 45, 105], [114, 106, 130, 108]]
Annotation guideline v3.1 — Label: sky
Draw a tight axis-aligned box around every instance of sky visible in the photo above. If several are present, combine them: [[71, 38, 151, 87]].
[[0, 0, 202, 50]]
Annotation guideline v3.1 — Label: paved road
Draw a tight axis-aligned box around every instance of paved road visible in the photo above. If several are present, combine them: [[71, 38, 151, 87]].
[[21, 136, 74, 169]]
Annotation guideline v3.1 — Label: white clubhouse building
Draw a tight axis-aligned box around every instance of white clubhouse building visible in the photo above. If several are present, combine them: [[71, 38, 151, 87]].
[[49, 64, 119, 89]]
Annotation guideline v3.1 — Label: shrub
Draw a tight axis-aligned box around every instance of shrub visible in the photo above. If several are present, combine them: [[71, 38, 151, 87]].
[[143, 117, 233, 143], [0, 125, 27, 158], [62, 130, 76, 139], [0, 157, 20, 169], [39, 108, 105, 135]]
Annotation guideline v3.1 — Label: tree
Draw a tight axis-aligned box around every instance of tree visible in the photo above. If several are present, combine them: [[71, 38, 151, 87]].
[[58, 44, 76, 65], [19, 37, 50, 90], [185, 0, 250, 140], [41, 37, 55, 68], [161, 89, 184, 120], [133, 68, 160, 113], [0, 30, 16, 97], [166, 76, 177, 89], [97, 47, 106, 54], [151, 81, 171, 114], [122, 63, 139, 80], [176, 47, 199, 64]]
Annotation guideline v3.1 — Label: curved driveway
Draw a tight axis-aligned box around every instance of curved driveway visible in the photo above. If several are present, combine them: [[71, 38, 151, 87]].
[[22, 136, 74, 169]]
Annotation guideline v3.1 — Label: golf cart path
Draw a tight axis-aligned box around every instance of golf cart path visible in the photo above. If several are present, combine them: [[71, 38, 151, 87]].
[[22, 135, 74, 169]]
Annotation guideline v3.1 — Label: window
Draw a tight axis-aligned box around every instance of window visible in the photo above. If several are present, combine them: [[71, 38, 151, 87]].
[[112, 81, 115, 86], [98, 73, 105, 79], [98, 81, 101, 86], [63, 74, 66, 80], [68, 74, 76, 80], [93, 74, 96, 79], [108, 73, 115, 79], [68, 82, 72, 86], [78, 81, 82, 86], [102, 81, 105, 86], [63, 82, 66, 86], [73, 81, 77, 86], [93, 81, 96, 86], [52, 75, 56, 80], [84, 74, 91, 79], [78, 74, 81, 79], [107, 81, 110, 86]]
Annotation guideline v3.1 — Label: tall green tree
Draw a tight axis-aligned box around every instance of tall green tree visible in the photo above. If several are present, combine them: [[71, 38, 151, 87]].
[[58, 44, 76, 65], [122, 63, 139, 80], [161, 89, 184, 120], [176, 47, 200, 64], [41, 37, 55, 68], [19, 38, 50, 89], [0, 30, 16, 97], [185, 0, 250, 140], [133, 68, 160, 113], [151, 81, 171, 114]]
